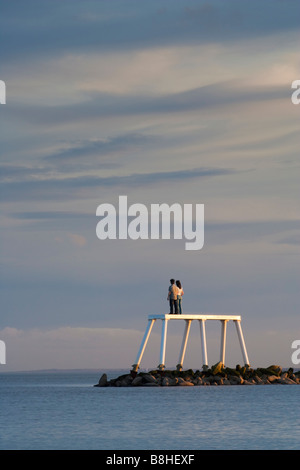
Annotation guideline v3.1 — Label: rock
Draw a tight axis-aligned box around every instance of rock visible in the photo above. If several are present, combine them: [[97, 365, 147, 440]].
[[267, 365, 282, 376], [182, 369, 195, 379], [229, 375, 244, 385], [194, 377, 203, 385], [202, 378, 211, 385], [253, 375, 264, 384], [277, 377, 297, 385], [285, 377, 297, 385], [162, 377, 170, 386], [132, 376, 143, 386], [177, 377, 186, 384], [122, 375, 133, 386], [243, 380, 254, 385], [113, 374, 132, 387], [224, 367, 240, 377], [211, 361, 223, 376], [95, 373, 107, 387], [213, 375, 223, 385], [223, 379, 231, 385], [266, 375, 278, 384], [246, 378, 256, 384], [177, 380, 194, 386], [141, 373, 157, 384]]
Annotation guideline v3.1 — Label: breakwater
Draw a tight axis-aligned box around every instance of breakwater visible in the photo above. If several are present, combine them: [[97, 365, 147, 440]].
[[94, 363, 300, 387]]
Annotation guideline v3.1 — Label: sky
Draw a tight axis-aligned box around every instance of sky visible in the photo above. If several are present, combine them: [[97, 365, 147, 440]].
[[0, 0, 299, 371]]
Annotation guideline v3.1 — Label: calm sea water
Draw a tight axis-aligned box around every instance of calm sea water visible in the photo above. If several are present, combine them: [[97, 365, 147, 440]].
[[0, 370, 299, 450]]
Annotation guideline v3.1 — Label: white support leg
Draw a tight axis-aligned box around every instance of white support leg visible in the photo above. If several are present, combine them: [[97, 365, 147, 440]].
[[234, 320, 250, 366], [220, 320, 228, 365], [158, 319, 169, 370], [132, 319, 155, 372], [199, 319, 208, 369], [177, 320, 192, 370]]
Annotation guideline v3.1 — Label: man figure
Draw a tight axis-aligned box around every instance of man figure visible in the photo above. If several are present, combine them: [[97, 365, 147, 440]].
[[167, 279, 179, 314]]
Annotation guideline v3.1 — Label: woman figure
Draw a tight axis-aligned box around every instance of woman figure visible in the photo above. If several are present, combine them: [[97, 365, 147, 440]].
[[176, 280, 184, 314]]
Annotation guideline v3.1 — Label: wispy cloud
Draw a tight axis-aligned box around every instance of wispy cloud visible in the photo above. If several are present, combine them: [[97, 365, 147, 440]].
[[1, 0, 298, 63], [5, 81, 289, 126], [1, 0, 299, 371], [0, 167, 236, 202]]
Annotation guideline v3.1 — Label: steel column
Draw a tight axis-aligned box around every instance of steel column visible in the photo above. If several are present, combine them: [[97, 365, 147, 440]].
[[158, 318, 169, 370], [234, 320, 250, 366], [177, 320, 192, 370], [132, 318, 155, 372], [220, 320, 228, 365], [199, 319, 208, 368]]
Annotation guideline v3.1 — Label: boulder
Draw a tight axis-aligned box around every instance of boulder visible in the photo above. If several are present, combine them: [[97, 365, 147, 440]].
[[177, 377, 186, 384], [132, 376, 143, 386], [177, 380, 194, 386], [95, 373, 107, 387], [253, 375, 264, 384], [141, 373, 157, 384], [277, 377, 297, 385], [194, 377, 203, 385], [211, 362, 224, 376], [162, 377, 170, 386], [213, 375, 223, 385], [202, 378, 211, 385], [260, 375, 271, 384], [243, 380, 254, 385], [223, 379, 231, 385], [224, 367, 240, 377], [266, 375, 278, 384], [267, 365, 282, 376], [229, 375, 244, 385]]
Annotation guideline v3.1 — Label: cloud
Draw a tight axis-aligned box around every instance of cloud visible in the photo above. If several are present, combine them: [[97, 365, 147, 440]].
[[5, 81, 289, 126], [43, 134, 153, 163], [67, 234, 87, 247], [1, 0, 299, 64], [0, 166, 236, 202]]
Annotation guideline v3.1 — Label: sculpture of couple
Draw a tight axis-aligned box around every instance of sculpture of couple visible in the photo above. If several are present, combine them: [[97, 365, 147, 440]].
[[167, 279, 184, 314]]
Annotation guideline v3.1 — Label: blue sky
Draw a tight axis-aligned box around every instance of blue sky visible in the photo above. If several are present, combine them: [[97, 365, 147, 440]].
[[0, 0, 299, 371]]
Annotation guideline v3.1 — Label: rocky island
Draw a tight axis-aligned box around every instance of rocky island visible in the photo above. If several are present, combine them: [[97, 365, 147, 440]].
[[94, 363, 300, 387]]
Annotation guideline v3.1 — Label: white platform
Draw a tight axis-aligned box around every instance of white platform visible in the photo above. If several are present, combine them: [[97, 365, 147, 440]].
[[149, 314, 241, 321], [132, 313, 249, 372]]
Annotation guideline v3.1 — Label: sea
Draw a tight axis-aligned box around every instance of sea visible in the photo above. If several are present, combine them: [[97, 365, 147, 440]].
[[0, 369, 299, 451]]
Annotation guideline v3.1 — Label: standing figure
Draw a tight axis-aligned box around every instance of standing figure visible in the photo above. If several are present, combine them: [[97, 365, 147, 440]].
[[167, 279, 178, 314], [176, 280, 184, 314]]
